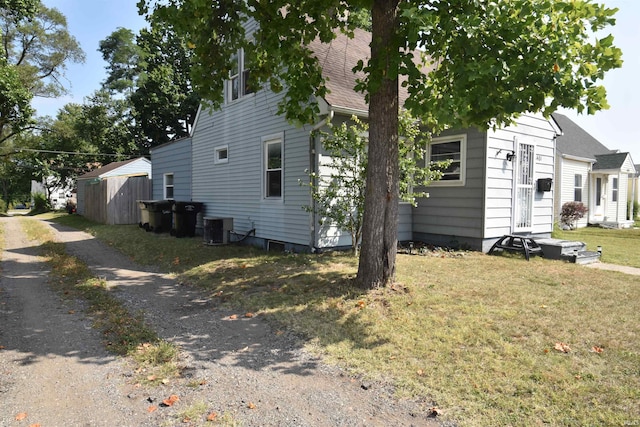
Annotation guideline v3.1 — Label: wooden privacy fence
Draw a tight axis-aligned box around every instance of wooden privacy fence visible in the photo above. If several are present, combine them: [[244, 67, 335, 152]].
[[81, 176, 151, 225]]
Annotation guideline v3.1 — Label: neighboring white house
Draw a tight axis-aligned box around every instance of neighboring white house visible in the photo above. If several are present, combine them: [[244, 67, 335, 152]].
[[162, 26, 560, 252], [628, 164, 640, 220], [552, 113, 636, 228], [30, 176, 74, 210]]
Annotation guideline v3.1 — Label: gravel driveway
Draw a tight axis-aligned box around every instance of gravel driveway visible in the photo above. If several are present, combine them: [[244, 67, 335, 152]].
[[0, 216, 443, 427]]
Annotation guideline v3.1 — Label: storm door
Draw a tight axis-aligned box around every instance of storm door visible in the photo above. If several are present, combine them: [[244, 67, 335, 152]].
[[513, 142, 535, 232]]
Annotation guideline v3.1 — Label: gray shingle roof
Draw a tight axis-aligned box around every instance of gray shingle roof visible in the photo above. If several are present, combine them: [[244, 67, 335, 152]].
[[593, 152, 630, 171], [551, 113, 613, 159], [309, 29, 417, 114]]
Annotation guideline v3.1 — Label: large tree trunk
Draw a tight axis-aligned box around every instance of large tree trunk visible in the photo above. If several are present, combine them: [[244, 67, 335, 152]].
[[355, 0, 400, 289]]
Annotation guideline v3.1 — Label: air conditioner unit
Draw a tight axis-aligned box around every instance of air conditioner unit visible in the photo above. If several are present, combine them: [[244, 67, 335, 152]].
[[203, 217, 233, 244]]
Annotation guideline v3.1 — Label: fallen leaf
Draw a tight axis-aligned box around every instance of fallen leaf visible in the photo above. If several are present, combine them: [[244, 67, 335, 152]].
[[228, 314, 238, 320], [68, 310, 75, 314], [172, 257, 180, 265], [206, 412, 218, 421], [147, 375, 157, 381], [591, 346, 604, 353], [245, 312, 254, 318], [15, 413, 27, 421], [29, 424, 41, 427], [0, 346, 5, 350], [356, 300, 366, 308], [416, 369, 425, 376], [247, 402, 256, 409], [162, 394, 179, 406], [182, 417, 191, 423], [554, 342, 571, 353], [147, 406, 158, 413], [428, 407, 441, 417]]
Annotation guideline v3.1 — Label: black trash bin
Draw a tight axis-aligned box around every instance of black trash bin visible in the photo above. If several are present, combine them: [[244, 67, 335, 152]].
[[147, 200, 174, 233], [171, 201, 203, 237]]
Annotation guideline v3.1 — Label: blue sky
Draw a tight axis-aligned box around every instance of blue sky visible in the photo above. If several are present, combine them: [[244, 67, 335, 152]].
[[34, 0, 639, 162]]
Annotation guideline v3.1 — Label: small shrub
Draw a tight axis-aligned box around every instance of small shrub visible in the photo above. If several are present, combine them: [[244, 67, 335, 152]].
[[31, 192, 50, 213], [560, 201, 588, 229]]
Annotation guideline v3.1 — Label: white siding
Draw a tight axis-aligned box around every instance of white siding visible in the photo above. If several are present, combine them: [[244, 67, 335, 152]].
[[484, 114, 556, 240], [557, 158, 591, 228], [607, 173, 629, 223], [191, 89, 313, 247]]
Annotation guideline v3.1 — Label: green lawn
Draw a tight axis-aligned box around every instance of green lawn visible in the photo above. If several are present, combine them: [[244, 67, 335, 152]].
[[40, 213, 640, 427], [553, 224, 640, 268]]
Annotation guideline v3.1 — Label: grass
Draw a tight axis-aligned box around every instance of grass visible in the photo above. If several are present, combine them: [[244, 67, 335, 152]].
[[553, 223, 640, 267], [17, 217, 181, 385], [42, 213, 640, 427]]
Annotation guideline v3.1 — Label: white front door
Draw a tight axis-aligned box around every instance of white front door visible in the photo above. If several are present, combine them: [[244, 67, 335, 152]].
[[513, 141, 535, 232], [591, 175, 606, 222]]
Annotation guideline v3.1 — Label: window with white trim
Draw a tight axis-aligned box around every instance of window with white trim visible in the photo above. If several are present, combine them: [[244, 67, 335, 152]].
[[163, 173, 174, 199], [574, 174, 583, 202], [226, 48, 254, 102], [263, 136, 283, 199], [427, 134, 466, 186], [612, 177, 618, 202], [215, 145, 229, 164]]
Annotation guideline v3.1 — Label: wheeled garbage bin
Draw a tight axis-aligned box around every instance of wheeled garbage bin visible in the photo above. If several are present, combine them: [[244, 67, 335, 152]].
[[171, 201, 203, 237], [147, 200, 174, 233], [137, 200, 152, 231]]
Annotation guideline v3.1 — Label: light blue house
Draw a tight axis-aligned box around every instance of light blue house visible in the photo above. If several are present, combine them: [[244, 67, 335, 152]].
[[150, 137, 192, 201], [154, 28, 560, 252]]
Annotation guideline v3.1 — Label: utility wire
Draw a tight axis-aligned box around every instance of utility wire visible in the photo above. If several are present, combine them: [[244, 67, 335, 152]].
[[15, 148, 126, 157]]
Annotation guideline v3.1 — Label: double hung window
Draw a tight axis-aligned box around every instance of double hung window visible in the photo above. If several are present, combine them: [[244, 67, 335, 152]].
[[263, 135, 283, 199], [227, 49, 254, 102], [574, 174, 583, 202], [427, 134, 467, 186], [164, 173, 174, 199]]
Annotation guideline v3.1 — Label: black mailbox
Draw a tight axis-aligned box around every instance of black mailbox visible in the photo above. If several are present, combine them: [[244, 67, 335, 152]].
[[537, 178, 553, 192]]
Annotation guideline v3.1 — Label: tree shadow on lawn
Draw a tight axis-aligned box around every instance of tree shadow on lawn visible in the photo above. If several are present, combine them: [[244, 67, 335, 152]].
[[43, 220, 387, 377]]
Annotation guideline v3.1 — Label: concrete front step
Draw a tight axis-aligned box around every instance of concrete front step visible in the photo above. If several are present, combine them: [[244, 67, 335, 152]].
[[534, 238, 586, 259], [532, 238, 601, 264], [560, 250, 602, 265]]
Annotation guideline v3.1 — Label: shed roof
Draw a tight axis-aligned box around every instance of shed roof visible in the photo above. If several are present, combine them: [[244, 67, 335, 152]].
[[78, 157, 150, 179], [551, 113, 613, 160]]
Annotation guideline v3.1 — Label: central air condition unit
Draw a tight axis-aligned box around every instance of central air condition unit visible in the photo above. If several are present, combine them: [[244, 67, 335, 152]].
[[203, 217, 234, 244]]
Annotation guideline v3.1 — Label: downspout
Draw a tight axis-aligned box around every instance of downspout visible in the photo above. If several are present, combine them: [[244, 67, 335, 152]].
[[309, 111, 334, 252]]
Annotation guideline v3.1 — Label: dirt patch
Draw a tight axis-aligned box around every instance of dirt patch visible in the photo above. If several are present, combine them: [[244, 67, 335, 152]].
[[1, 217, 445, 426]]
